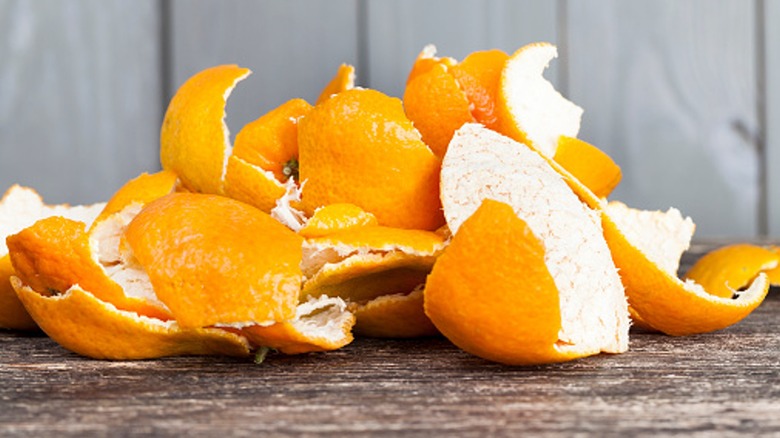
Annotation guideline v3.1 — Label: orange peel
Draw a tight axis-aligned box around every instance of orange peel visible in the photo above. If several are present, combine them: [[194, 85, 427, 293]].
[[160, 64, 251, 195], [426, 199, 587, 365], [496, 42, 583, 157], [436, 123, 630, 363], [13, 280, 251, 360], [683, 244, 779, 299], [553, 136, 622, 199], [316, 63, 355, 104], [298, 203, 378, 239], [298, 88, 443, 230], [224, 99, 311, 212], [351, 287, 438, 338], [0, 185, 105, 330], [603, 202, 770, 336]]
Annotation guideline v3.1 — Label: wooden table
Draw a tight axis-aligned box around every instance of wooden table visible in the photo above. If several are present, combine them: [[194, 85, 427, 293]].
[[1, 243, 779, 436]]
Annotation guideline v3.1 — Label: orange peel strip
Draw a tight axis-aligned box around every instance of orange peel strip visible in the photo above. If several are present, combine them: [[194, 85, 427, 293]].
[[553, 136, 622, 199], [298, 203, 378, 239], [160, 64, 251, 195], [352, 287, 438, 338], [682, 244, 779, 299], [13, 279, 250, 360], [240, 295, 355, 354], [316, 64, 355, 104]]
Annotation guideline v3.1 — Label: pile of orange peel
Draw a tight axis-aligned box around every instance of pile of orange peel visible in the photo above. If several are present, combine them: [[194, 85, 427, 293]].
[[2, 42, 779, 365]]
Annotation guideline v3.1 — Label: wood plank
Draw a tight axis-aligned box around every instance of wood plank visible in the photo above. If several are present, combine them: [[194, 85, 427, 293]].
[[365, 0, 558, 99], [766, 0, 780, 236], [169, 0, 359, 139], [0, 0, 162, 205], [1, 253, 779, 435], [566, 0, 760, 237]]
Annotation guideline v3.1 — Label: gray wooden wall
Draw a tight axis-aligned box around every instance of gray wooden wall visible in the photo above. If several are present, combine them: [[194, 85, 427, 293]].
[[1, 0, 777, 238]]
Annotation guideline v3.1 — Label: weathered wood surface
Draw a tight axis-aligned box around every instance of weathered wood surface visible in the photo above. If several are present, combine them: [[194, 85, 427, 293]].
[[1, 244, 779, 437]]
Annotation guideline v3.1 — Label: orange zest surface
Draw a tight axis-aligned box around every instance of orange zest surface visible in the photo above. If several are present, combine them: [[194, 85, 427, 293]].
[[317, 64, 355, 104], [425, 199, 583, 365], [352, 287, 438, 338], [683, 244, 780, 299], [160, 64, 251, 195], [553, 136, 622, 199], [298, 203, 378, 238], [13, 280, 250, 360], [124, 193, 302, 329], [449, 49, 508, 131], [298, 88, 443, 230]]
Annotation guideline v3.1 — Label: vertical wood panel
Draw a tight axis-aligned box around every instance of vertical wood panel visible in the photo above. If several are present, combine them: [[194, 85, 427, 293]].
[[0, 0, 161, 204], [567, 0, 759, 237], [766, 0, 780, 236], [365, 0, 558, 99], [169, 0, 359, 139]]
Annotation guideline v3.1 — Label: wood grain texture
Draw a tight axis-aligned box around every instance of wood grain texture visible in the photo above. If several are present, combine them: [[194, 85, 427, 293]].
[[566, 0, 760, 238], [0, 0, 162, 205], [766, 0, 780, 236], [364, 0, 558, 99], [169, 0, 359, 140], [1, 244, 779, 436]]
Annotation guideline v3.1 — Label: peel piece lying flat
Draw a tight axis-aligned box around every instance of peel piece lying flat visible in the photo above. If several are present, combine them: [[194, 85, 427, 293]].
[[430, 123, 629, 364], [0, 185, 105, 330]]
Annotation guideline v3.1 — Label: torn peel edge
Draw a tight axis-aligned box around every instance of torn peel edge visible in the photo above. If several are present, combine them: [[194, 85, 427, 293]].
[[11, 278, 251, 360]]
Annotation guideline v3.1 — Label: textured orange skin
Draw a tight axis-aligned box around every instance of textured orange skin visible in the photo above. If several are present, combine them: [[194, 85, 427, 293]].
[[316, 64, 355, 104], [404, 62, 475, 157], [241, 313, 355, 355], [298, 203, 378, 238], [92, 171, 178, 227], [232, 98, 312, 182], [14, 281, 250, 360], [603, 215, 770, 336], [553, 136, 622, 199], [224, 156, 286, 213], [7, 217, 171, 320], [765, 246, 780, 285], [450, 49, 508, 131], [425, 199, 583, 365], [160, 64, 250, 195], [683, 244, 780, 299], [299, 88, 444, 231], [352, 289, 438, 338], [0, 255, 36, 330], [125, 193, 302, 329]]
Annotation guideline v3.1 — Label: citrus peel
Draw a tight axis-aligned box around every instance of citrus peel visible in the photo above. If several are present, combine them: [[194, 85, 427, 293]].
[[160, 64, 251, 195], [436, 123, 630, 361], [0, 185, 105, 329], [298, 88, 443, 230], [316, 63, 355, 104]]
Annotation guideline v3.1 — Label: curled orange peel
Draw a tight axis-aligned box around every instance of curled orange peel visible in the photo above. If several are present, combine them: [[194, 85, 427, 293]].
[[682, 244, 779, 299], [316, 63, 355, 104], [160, 64, 251, 195]]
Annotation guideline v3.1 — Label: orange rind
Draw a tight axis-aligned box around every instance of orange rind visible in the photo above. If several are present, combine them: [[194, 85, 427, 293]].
[[298, 203, 378, 239], [496, 42, 583, 157], [427, 199, 591, 365], [13, 280, 251, 360], [435, 124, 630, 363], [404, 48, 475, 156], [553, 136, 622, 199], [351, 287, 438, 338], [224, 99, 311, 212], [603, 202, 770, 336], [300, 220, 445, 338], [316, 64, 355, 104], [124, 193, 302, 329], [449, 48, 508, 131], [161, 64, 251, 195], [683, 244, 779, 299], [0, 185, 105, 330], [298, 88, 443, 230]]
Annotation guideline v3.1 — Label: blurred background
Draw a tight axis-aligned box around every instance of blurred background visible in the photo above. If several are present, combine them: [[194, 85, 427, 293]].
[[0, 0, 778, 238]]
